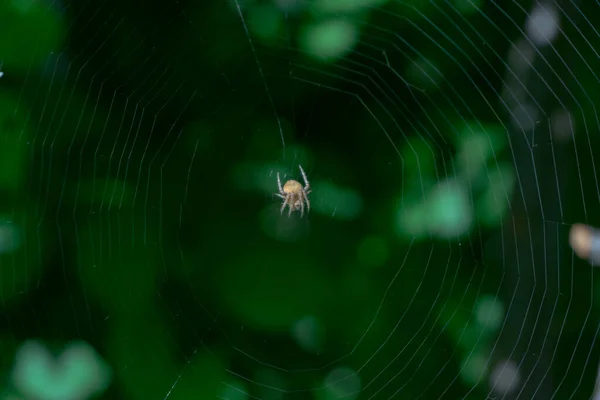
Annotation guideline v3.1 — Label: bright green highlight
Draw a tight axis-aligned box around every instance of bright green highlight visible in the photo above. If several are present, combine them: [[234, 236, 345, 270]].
[[0, 220, 20, 254], [300, 19, 359, 62], [398, 178, 473, 240], [427, 179, 473, 238], [12, 340, 111, 400]]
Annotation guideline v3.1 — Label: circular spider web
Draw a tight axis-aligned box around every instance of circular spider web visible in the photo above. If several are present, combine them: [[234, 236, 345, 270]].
[[0, 0, 598, 399]]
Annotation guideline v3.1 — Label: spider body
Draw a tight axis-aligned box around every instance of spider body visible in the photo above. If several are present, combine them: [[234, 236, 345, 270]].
[[276, 165, 311, 217]]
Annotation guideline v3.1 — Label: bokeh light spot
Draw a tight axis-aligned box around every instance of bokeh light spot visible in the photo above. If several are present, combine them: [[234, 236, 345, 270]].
[[300, 19, 359, 62]]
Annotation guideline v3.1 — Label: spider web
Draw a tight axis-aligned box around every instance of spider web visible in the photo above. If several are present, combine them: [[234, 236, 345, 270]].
[[1, 0, 598, 399]]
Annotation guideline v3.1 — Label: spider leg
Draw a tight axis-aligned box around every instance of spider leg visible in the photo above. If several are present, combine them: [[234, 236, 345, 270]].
[[277, 172, 284, 193], [275, 193, 285, 199], [299, 165, 310, 191], [300, 197, 304, 218], [288, 198, 293, 218], [303, 190, 310, 213], [280, 194, 289, 215]]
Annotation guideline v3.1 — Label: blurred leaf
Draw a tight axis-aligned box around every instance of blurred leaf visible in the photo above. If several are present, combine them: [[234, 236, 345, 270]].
[[427, 178, 473, 239], [0, 2, 64, 70], [11, 340, 110, 400], [476, 162, 515, 227], [300, 19, 359, 62], [455, 122, 506, 182]]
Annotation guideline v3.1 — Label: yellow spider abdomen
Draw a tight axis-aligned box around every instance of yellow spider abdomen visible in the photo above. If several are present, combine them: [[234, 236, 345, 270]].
[[283, 180, 302, 194]]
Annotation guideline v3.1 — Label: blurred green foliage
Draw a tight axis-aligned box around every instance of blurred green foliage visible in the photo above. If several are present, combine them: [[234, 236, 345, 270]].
[[0, 0, 598, 399]]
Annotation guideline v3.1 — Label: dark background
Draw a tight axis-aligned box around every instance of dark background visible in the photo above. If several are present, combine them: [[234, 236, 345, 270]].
[[0, 0, 599, 399]]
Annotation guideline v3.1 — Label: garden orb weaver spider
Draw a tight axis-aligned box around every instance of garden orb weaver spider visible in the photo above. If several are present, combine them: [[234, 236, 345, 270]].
[[275, 165, 311, 217]]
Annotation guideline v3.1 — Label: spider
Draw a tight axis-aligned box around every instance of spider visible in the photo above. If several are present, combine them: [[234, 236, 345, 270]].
[[275, 165, 311, 217]]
